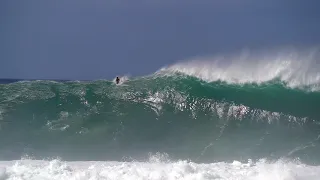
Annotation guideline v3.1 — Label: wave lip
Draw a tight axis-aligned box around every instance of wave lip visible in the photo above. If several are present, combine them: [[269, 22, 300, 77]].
[[161, 49, 320, 91]]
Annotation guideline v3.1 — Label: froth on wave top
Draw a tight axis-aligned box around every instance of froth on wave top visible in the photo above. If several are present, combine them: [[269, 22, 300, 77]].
[[160, 48, 320, 90]]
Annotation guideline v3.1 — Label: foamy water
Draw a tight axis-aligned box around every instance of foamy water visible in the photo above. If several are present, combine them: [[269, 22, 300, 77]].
[[0, 158, 319, 180]]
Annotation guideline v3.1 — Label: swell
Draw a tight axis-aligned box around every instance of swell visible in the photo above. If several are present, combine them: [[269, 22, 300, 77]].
[[0, 75, 320, 163], [1, 75, 320, 120]]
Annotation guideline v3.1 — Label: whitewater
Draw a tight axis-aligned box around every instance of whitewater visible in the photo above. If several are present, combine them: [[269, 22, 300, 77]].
[[1, 158, 320, 180], [1, 49, 320, 179]]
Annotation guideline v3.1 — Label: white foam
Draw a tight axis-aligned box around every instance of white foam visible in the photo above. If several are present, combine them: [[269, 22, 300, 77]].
[[160, 48, 320, 90], [0, 158, 319, 180], [140, 90, 308, 124]]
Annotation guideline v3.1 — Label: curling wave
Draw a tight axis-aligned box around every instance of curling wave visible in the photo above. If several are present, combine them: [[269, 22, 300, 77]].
[[0, 69, 320, 164]]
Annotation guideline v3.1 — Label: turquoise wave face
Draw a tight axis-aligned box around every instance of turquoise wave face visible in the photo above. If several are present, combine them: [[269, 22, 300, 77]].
[[0, 74, 320, 163]]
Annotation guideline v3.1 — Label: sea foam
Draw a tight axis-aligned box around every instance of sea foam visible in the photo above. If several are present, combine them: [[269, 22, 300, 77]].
[[0, 158, 319, 180]]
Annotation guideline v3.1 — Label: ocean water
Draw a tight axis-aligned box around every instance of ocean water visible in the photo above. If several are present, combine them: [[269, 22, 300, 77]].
[[1, 50, 320, 179]]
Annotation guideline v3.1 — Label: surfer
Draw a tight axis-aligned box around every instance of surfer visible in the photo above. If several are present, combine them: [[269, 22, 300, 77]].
[[116, 77, 120, 84]]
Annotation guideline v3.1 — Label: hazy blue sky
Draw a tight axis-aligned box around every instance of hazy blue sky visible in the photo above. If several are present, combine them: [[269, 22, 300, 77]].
[[1, 0, 320, 80]]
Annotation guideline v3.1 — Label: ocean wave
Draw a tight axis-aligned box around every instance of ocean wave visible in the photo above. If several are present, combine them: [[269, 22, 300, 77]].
[[0, 65, 320, 163]]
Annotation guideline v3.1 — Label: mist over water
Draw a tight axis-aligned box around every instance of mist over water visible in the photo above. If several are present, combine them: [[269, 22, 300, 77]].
[[163, 48, 320, 90], [1, 49, 320, 179]]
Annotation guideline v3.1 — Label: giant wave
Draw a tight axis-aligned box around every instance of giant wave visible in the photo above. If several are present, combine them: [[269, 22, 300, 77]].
[[1, 49, 320, 179]]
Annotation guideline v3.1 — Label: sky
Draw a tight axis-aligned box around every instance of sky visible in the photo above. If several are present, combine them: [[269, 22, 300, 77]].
[[1, 0, 320, 80]]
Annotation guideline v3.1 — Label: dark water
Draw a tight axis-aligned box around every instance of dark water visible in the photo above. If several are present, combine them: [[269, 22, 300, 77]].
[[0, 75, 320, 164]]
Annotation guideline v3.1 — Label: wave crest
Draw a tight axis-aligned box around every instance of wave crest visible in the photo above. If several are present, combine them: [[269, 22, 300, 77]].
[[160, 48, 320, 90]]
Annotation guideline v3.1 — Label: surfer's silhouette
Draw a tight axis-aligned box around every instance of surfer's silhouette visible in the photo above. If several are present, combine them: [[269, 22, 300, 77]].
[[116, 77, 120, 84]]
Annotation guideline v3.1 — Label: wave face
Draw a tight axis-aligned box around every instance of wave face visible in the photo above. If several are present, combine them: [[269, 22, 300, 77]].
[[2, 49, 320, 179], [1, 72, 320, 164], [1, 49, 320, 175]]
